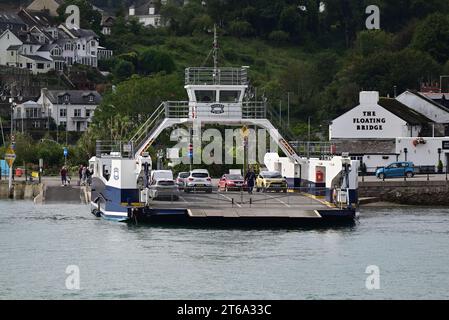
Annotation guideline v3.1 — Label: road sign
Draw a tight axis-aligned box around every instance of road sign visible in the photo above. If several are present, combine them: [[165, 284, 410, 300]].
[[5, 146, 15, 167], [188, 143, 193, 158], [241, 125, 249, 138]]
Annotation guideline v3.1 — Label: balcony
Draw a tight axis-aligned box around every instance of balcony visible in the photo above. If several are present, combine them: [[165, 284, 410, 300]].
[[185, 67, 248, 86]]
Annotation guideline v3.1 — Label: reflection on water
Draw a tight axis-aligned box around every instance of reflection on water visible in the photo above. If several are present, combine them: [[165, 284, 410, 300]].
[[0, 201, 448, 299]]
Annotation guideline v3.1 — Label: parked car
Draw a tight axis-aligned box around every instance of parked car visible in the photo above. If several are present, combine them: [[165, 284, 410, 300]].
[[148, 179, 180, 201], [151, 170, 174, 182], [256, 171, 287, 192], [376, 162, 415, 179], [184, 169, 213, 193], [176, 172, 190, 189], [218, 174, 247, 191]]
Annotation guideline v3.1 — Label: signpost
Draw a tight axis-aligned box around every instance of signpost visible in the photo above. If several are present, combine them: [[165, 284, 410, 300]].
[[5, 145, 16, 194], [63, 147, 68, 165]]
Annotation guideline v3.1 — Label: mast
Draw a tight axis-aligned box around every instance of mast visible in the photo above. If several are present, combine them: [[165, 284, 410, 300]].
[[213, 24, 218, 84]]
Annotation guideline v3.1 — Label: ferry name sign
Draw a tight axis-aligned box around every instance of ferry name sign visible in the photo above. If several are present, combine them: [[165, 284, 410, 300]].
[[5, 147, 16, 167]]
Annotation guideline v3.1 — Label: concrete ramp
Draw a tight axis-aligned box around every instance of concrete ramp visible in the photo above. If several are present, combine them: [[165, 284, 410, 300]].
[[43, 185, 84, 204]]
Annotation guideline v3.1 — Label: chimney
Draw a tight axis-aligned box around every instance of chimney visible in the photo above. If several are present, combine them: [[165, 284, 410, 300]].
[[359, 91, 379, 105], [129, 5, 135, 16]]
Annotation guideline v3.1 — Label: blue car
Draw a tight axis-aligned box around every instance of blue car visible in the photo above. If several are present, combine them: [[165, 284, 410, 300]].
[[376, 162, 415, 179]]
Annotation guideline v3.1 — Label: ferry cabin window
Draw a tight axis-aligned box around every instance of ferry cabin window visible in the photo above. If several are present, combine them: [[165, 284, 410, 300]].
[[219, 91, 240, 103], [195, 90, 216, 102]]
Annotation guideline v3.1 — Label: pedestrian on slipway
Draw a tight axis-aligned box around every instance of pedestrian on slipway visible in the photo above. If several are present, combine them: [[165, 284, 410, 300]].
[[60, 166, 68, 186], [82, 166, 87, 185], [78, 165, 83, 186]]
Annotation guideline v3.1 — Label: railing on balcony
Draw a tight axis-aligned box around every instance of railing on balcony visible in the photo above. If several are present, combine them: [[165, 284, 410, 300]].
[[95, 140, 134, 158], [98, 49, 113, 60], [289, 141, 334, 159], [185, 67, 248, 85], [242, 101, 266, 119], [164, 101, 189, 118]]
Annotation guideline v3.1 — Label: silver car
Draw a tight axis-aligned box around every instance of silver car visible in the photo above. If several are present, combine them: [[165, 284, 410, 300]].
[[184, 169, 213, 193], [148, 179, 180, 201]]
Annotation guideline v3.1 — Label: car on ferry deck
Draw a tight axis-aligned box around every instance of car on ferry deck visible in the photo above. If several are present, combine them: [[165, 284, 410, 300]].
[[256, 171, 288, 193], [148, 170, 180, 201], [176, 172, 190, 189], [218, 174, 247, 191], [376, 162, 415, 179], [184, 169, 213, 193]]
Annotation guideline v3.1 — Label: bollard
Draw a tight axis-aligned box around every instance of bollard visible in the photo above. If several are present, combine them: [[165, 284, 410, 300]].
[[249, 197, 252, 207], [232, 198, 234, 207]]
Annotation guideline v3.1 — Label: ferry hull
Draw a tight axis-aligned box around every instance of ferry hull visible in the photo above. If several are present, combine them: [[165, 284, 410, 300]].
[[104, 207, 358, 228]]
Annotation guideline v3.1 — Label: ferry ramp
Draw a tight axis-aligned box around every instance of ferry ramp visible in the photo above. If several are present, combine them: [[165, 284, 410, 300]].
[[44, 185, 85, 204]]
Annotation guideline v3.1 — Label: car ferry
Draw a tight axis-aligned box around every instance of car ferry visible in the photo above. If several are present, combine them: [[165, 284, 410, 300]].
[[88, 30, 359, 227]]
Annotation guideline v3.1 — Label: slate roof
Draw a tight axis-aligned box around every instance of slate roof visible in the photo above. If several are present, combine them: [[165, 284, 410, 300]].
[[407, 90, 449, 113], [0, 12, 26, 25], [20, 54, 53, 62], [7, 45, 22, 50], [43, 90, 102, 105], [17, 9, 54, 29], [378, 97, 434, 125], [131, 0, 160, 16]]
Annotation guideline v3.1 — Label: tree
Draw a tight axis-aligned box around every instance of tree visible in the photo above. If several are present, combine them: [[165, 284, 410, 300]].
[[228, 20, 254, 38], [412, 13, 449, 63], [112, 59, 135, 81], [354, 30, 394, 57], [57, 0, 102, 35], [137, 49, 176, 75]]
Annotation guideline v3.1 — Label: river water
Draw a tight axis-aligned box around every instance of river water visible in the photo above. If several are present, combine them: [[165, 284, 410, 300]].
[[0, 200, 448, 300]]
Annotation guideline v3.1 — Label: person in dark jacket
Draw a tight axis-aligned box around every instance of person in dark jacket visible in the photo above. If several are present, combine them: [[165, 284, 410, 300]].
[[244, 166, 256, 194], [60, 166, 68, 186]]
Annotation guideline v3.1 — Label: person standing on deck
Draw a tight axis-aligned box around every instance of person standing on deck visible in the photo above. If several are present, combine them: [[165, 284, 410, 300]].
[[60, 166, 68, 186], [78, 165, 83, 186], [245, 166, 256, 194]]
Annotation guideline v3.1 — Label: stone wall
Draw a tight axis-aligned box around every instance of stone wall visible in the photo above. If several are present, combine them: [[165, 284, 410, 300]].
[[359, 180, 449, 205], [0, 181, 42, 200]]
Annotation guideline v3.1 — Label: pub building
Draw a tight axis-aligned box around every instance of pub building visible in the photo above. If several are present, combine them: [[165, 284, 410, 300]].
[[330, 91, 449, 173]]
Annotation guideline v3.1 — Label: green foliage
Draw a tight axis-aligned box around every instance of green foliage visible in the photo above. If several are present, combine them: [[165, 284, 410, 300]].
[[57, 0, 102, 35], [137, 49, 176, 75], [228, 20, 254, 38], [268, 30, 290, 44], [354, 30, 394, 57], [412, 13, 449, 63], [94, 73, 186, 127], [112, 59, 135, 81]]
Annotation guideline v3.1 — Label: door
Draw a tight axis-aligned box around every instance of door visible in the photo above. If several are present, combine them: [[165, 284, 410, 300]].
[[76, 121, 81, 132]]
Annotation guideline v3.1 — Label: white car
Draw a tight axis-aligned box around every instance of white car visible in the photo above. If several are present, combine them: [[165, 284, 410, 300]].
[[148, 170, 179, 201], [148, 179, 180, 201], [184, 169, 213, 193]]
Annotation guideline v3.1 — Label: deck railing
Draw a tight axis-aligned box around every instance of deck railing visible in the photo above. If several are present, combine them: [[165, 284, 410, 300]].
[[95, 140, 134, 158], [185, 67, 248, 85]]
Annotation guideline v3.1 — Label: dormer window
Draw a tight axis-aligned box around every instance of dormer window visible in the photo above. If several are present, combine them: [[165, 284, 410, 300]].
[[89, 95, 94, 102]]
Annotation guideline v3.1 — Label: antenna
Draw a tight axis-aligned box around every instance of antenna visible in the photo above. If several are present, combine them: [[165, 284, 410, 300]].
[[201, 24, 219, 84], [213, 24, 218, 72]]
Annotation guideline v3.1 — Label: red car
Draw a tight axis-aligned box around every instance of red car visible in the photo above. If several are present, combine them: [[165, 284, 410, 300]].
[[218, 174, 247, 191]]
